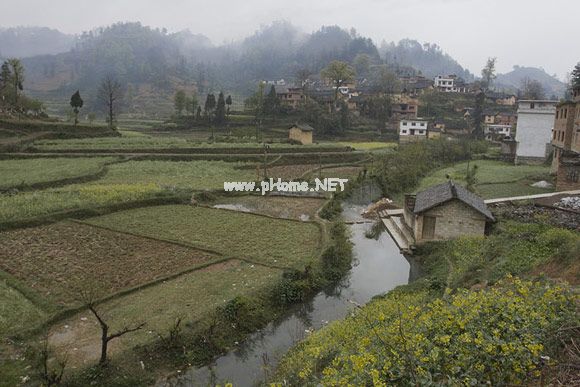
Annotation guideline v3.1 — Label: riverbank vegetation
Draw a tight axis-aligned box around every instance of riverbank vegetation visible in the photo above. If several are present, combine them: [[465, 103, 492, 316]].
[[275, 216, 580, 385]]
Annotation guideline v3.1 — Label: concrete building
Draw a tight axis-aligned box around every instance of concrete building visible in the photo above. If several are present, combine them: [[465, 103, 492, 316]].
[[402, 181, 494, 244], [433, 75, 468, 93], [399, 119, 429, 142], [288, 124, 313, 145], [485, 124, 512, 140], [515, 100, 557, 164]]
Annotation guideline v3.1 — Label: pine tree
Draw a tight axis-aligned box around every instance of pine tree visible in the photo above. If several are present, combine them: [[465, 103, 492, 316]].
[[69, 90, 84, 126], [215, 92, 226, 125]]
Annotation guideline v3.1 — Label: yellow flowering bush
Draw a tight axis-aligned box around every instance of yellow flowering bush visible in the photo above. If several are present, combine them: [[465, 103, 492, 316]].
[[275, 277, 577, 386]]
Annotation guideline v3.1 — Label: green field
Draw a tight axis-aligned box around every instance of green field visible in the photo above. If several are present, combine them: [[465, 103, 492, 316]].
[[0, 279, 47, 336], [416, 160, 553, 198], [0, 157, 117, 189], [86, 205, 321, 268], [92, 160, 256, 189], [0, 183, 166, 223]]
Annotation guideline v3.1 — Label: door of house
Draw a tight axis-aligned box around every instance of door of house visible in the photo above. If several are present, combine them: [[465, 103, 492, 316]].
[[422, 216, 436, 239]]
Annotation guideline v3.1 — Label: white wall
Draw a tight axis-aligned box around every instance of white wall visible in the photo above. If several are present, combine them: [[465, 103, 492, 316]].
[[515, 111, 555, 158]]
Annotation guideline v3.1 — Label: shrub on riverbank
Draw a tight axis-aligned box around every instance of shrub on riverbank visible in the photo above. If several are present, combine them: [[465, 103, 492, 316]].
[[374, 139, 488, 197], [275, 277, 577, 386]]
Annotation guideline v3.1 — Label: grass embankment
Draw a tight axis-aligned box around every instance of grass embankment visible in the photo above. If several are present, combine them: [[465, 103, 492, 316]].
[[338, 142, 397, 151], [0, 157, 117, 190], [275, 220, 580, 385], [85, 205, 322, 269], [31, 136, 348, 152], [416, 160, 553, 199]]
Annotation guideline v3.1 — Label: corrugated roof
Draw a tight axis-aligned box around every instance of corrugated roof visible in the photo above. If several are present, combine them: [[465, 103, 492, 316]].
[[413, 181, 494, 220]]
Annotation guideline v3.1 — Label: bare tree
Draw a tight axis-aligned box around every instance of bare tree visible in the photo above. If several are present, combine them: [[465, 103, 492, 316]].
[[97, 75, 122, 130], [35, 338, 67, 387], [520, 77, 545, 100], [79, 288, 145, 365]]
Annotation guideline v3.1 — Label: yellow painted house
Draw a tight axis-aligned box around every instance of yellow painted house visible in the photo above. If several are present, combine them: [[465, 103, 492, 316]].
[[288, 124, 313, 145]]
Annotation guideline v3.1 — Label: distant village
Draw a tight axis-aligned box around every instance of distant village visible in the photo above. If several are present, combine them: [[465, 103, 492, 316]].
[[271, 72, 579, 192]]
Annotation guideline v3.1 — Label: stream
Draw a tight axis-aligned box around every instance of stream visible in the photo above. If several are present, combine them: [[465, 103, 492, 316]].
[[163, 199, 417, 386]]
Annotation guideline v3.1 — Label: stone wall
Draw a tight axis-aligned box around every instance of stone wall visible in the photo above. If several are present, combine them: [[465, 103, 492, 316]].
[[556, 159, 580, 191], [416, 199, 487, 243]]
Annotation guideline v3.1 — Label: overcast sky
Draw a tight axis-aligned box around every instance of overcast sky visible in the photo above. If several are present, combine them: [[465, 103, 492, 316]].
[[1, 0, 579, 79]]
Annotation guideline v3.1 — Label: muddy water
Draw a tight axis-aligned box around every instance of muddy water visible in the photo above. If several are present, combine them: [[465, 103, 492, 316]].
[[165, 202, 415, 386]]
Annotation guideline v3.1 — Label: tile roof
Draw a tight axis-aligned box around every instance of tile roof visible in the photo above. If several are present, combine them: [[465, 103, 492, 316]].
[[413, 181, 494, 220]]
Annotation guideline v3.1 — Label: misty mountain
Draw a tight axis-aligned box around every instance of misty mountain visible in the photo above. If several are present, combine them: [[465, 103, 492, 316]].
[[13, 21, 510, 115], [0, 26, 76, 58], [495, 65, 567, 98], [380, 39, 473, 81]]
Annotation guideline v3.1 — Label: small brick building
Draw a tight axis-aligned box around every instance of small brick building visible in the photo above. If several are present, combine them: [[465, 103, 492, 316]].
[[403, 181, 494, 243], [288, 124, 313, 145]]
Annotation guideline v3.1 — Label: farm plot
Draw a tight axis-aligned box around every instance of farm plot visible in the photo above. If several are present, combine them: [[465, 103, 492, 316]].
[[0, 183, 166, 223], [32, 136, 192, 150], [0, 221, 220, 310], [214, 196, 325, 220], [48, 260, 282, 366], [415, 160, 553, 198], [0, 157, 117, 189], [86, 205, 321, 268], [92, 160, 256, 190]]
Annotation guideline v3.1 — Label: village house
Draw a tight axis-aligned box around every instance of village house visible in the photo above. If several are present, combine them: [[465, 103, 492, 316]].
[[391, 97, 419, 121], [551, 100, 576, 172], [400, 75, 433, 96], [428, 126, 442, 140], [275, 86, 304, 110], [486, 91, 517, 106], [402, 181, 494, 244], [484, 124, 512, 141], [551, 86, 580, 190], [399, 118, 429, 143], [433, 75, 468, 93], [514, 100, 557, 164], [288, 124, 313, 145], [496, 111, 518, 126]]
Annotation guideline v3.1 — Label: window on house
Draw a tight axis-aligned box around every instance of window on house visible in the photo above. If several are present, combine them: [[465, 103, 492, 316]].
[[556, 110, 559, 119], [530, 103, 535, 109], [402, 122, 407, 126], [421, 122, 425, 126]]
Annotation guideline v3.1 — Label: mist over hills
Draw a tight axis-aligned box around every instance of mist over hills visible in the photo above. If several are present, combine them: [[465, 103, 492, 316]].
[[0, 21, 567, 115], [0, 26, 76, 58], [496, 66, 567, 98]]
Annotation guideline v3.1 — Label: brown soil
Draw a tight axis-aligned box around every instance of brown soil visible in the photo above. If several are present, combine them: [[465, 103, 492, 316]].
[[0, 221, 219, 307]]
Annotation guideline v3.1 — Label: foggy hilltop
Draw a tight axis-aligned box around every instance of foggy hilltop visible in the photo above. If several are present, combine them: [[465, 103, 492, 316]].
[[0, 21, 567, 116]]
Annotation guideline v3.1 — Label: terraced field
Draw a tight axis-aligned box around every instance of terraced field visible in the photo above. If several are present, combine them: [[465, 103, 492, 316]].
[[415, 160, 553, 199], [0, 221, 220, 308], [86, 205, 322, 268], [92, 160, 256, 189], [0, 157, 117, 189], [0, 183, 167, 223], [48, 260, 282, 365]]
